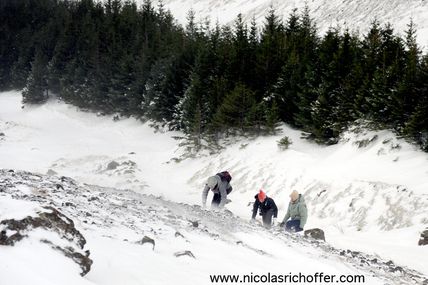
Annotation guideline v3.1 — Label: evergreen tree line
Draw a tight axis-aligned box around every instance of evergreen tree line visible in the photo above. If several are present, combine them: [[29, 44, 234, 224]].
[[1, 0, 428, 150]]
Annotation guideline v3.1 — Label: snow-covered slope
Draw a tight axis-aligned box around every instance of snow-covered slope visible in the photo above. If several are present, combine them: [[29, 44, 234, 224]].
[[1, 170, 426, 285], [149, 0, 428, 49], [1, 90, 428, 279]]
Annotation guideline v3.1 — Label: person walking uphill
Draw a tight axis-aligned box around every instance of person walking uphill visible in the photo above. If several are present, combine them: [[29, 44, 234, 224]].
[[251, 190, 278, 228], [280, 190, 307, 232], [202, 171, 232, 209]]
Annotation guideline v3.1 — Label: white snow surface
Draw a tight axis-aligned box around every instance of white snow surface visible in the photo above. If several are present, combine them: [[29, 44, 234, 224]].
[[148, 0, 428, 49], [1, 90, 428, 284]]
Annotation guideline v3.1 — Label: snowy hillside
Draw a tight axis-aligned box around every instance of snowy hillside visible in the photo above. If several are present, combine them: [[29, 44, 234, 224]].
[[1, 169, 426, 285], [1, 90, 428, 282], [150, 0, 428, 48]]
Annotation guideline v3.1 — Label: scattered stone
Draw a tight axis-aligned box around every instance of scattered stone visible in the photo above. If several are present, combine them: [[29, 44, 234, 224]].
[[418, 229, 428, 246], [0, 229, 25, 245], [371, 258, 378, 264], [390, 266, 404, 273], [175, 231, 185, 238], [62, 202, 75, 207], [140, 236, 155, 250], [339, 250, 345, 256], [190, 221, 199, 228], [174, 250, 195, 258], [56, 184, 64, 190], [304, 228, 325, 242], [129, 152, 136, 155], [106, 161, 120, 170], [88, 196, 99, 202], [47, 169, 57, 176], [236, 241, 243, 245]]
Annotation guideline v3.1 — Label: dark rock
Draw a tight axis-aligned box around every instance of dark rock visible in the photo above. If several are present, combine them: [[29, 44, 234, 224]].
[[351, 251, 360, 258], [339, 250, 345, 256], [41, 239, 93, 276], [88, 196, 99, 202], [191, 221, 199, 228], [175, 231, 184, 238], [371, 258, 378, 264], [140, 236, 155, 250], [56, 184, 64, 190], [0, 230, 25, 246], [304, 228, 325, 241], [62, 202, 75, 207], [0, 132, 5, 136], [47, 169, 57, 176], [174, 250, 195, 258], [107, 161, 120, 170], [0, 207, 92, 275], [390, 266, 403, 273], [418, 229, 428, 246]]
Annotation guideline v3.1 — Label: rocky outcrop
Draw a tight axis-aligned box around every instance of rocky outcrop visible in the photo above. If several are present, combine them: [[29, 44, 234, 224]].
[[418, 229, 428, 246], [304, 228, 326, 242], [0, 207, 92, 276], [106, 161, 120, 170], [139, 236, 155, 250]]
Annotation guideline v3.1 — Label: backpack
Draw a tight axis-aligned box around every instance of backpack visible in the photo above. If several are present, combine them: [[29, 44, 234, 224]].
[[216, 171, 232, 183]]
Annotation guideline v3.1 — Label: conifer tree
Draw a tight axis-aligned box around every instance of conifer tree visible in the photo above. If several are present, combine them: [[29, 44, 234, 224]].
[[22, 50, 49, 104]]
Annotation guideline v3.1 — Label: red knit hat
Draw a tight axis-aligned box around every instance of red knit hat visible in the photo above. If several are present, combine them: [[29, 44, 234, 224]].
[[258, 190, 266, 202]]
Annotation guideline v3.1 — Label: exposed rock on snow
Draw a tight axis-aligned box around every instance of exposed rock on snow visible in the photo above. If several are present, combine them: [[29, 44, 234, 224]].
[[174, 250, 195, 258], [304, 228, 326, 242], [0, 207, 92, 276], [106, 161, 120, 170], [140, 235, 155, 250], [419, 229, 428, 246], [47, 169, 58, 176]]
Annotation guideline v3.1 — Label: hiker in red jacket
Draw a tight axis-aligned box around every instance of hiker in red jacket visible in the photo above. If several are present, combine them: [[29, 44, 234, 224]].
[[251, 190, 278, 228]]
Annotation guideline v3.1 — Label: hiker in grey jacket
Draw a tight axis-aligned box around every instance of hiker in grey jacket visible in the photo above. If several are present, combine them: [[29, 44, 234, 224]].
[[202, 171, 232, 209], [280, 190, 307, 232]]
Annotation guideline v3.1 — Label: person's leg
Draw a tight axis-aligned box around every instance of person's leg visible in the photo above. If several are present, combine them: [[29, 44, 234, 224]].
[[262, 209, 274, 228], [211, 193, 221, 207], [285, 220, 301, 232]]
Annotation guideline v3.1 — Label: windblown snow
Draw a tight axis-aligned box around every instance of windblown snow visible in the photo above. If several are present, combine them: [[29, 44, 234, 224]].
[[1, 90, 428, 284]]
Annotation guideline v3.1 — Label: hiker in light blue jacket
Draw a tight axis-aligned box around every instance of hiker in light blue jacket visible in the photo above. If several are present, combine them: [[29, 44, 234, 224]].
[[280, 190, 307, 232]]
